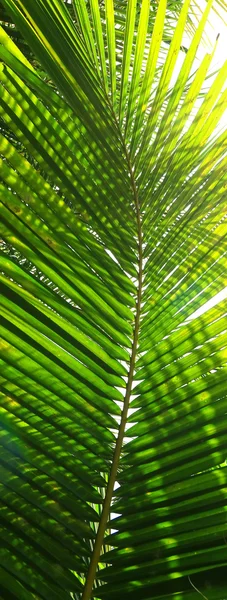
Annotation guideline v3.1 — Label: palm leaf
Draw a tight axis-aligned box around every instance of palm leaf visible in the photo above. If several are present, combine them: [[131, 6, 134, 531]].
[[0, 1, 227, 599]]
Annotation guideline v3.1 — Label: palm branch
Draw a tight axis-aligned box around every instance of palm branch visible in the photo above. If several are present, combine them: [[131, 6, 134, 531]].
[[0, 1, 227, 599]]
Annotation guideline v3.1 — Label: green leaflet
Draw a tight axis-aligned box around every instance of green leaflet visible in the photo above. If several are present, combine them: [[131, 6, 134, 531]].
[[105, 0, 117, 108], [119, 0, 137, 125], [130, 0, 167, 154], [124, 0, 150, 138], [72, 0, 100, 69], [90, 0, 108, 90]]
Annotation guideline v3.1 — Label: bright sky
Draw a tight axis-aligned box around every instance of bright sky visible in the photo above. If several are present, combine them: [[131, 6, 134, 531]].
[[186, 0, 227, 319], [192, 0, 227, 119]]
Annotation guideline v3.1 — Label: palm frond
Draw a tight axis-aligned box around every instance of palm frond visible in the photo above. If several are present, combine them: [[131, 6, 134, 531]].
[[0, 1, 227, 599]]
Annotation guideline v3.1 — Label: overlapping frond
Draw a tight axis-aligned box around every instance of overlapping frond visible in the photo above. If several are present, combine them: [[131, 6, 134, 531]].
[[0, 1, 227, 599]]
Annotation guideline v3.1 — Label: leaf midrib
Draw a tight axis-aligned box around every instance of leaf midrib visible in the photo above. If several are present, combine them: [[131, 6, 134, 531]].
[[81, 132, 143, 600]]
